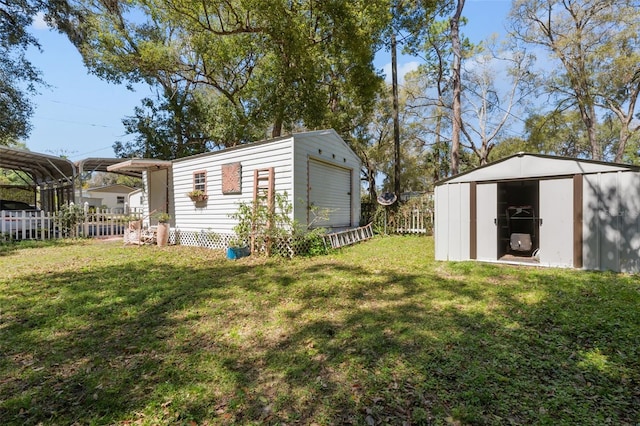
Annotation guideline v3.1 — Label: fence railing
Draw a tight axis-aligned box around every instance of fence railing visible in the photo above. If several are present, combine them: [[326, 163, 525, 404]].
[[394, 208, 432, 234], [370, 207, 433, 235], [80, 209, 137, 238], [1, 208, 138, 242], [2, 205, 433, 244], [0, 210, 57, 241]]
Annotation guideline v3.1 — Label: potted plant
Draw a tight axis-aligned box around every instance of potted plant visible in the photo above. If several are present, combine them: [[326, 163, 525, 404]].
[[227, 203, 253, 259], [154, 212, 171, 247], [187, 189, 208, 202], [226, 237, 250, 260]]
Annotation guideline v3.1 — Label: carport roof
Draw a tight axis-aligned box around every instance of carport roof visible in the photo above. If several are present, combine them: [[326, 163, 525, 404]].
[[0, 146, 75, 184], [75, 157, 145, 178], [106, 158, 172, 173]]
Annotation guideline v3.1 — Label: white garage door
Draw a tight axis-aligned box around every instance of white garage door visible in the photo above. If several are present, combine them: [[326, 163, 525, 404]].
[[308, 159, 352, 228]]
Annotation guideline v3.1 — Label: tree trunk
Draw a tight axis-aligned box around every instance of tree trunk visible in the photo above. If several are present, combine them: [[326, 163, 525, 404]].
[[271, 115, 283, 138], [450, 0, 465, 176], [391, 33, 401, 197]]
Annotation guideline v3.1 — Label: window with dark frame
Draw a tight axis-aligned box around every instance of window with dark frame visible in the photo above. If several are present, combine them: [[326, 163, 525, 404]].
[[116, 196, 125, 204], [193, 171, 207, 192]]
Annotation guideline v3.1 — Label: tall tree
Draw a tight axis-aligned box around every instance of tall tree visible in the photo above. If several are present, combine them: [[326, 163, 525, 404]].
[[509, 0, 640, 162], [460, 39, 535, 165], [400, 3, 475, 178], [0, 0, 45, 144], [56, 0, 390, 155], [449, 0, 465, 175], [113, 86, 216, 160]]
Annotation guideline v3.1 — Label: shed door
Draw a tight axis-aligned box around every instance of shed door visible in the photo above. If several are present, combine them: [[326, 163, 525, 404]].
[[476, 183, 497, 261], [308, 159, 352, 228], [539, 178, 573, 267]]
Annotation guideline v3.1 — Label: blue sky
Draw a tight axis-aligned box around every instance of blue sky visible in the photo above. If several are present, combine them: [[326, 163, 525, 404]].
[[24, 0, 512, 161]]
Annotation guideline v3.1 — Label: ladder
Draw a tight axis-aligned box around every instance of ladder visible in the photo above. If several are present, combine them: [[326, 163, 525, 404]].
[[252, 167, 275, 254], [323, 223, 374, 249]]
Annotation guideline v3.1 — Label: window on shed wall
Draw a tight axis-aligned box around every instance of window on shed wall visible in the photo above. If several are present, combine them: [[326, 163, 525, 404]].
[[193, 171, 207, 192]]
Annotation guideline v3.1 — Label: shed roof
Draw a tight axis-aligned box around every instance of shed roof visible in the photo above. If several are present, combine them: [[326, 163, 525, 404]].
[[437, 153, 640, 185], [171, 129, 355, 164], [0, 146, 75, 185]]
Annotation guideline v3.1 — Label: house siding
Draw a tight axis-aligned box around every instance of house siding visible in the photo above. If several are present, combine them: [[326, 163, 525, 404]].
[[172, 138, 295, 234], [434, 182, 470, 261]]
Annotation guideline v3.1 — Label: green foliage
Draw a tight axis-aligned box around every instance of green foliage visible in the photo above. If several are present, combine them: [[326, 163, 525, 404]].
[[509, 0, 640, 162], [153, 211, 171, 223], [114, 89, 218, 160], [0, 0, 48, 144], [230, 192, 328, 257], [55, 203, 86, 238], [60, 0, 391, 153]]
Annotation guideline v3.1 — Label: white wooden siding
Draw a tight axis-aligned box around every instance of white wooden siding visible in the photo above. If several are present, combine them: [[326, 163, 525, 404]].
[[172, 138, 294, 233]]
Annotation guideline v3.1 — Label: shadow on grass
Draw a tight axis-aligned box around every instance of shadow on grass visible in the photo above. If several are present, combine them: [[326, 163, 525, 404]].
[[0, 239, 67, 256], [0, 240, 639, 425]]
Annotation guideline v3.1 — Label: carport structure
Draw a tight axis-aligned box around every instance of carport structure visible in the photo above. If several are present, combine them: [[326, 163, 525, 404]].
[[0, 146, 76, 212], [1, 149, 145, 213]]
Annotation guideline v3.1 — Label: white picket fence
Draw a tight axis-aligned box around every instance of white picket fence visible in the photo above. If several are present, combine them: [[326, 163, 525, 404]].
[[0, 209, 138, 241], [394, 208, 432, 234], [0, 210, 57, 241]]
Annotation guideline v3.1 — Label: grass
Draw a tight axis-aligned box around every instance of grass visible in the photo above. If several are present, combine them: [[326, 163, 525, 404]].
[[0, 236, 638, 425]]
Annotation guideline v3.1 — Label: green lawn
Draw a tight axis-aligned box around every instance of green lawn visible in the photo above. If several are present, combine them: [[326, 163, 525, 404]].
[[0, 236, 638, 425]]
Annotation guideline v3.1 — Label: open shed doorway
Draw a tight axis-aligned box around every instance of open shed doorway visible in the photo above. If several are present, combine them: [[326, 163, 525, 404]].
[[497, 180, 539, 261]]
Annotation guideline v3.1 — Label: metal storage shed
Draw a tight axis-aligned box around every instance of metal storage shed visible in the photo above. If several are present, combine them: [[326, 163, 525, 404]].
[[434, 153, 640, 273]]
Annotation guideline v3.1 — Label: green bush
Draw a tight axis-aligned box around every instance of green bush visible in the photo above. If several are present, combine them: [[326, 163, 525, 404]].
[[56, 203, 86, 238], [230, 192, 329, 258]]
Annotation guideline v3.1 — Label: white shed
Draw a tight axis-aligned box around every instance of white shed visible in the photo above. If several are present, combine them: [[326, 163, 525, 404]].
[[109, 129, 361, 247], [434, 153, 640, 273]]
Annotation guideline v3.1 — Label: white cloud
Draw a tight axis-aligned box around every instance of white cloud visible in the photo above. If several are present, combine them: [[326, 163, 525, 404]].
[[381, 60, 421, 85], [32, 12, 49, 30]]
